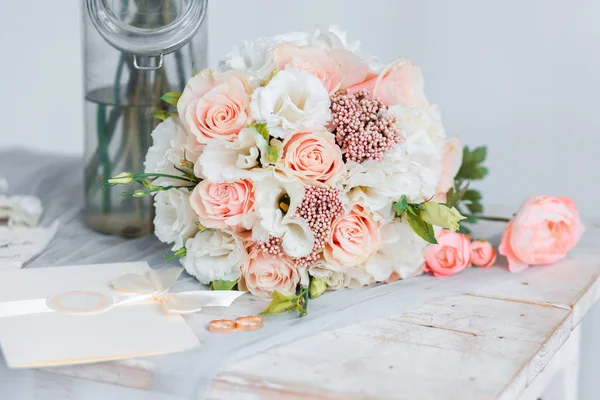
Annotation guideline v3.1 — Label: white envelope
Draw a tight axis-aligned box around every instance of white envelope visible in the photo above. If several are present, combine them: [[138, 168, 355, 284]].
[[0, 262, 200, 368]]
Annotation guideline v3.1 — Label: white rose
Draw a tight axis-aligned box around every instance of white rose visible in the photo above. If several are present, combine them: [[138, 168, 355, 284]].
[[153, 189, 198, 250], [144, 117, 200, 186], [365, 220, 428, 282], [182, 229, 246, 284], [195, 127, 271, 182], [219, 32, 309, 83], [252, 173, 314, 258], [250, 69, 331, 139]]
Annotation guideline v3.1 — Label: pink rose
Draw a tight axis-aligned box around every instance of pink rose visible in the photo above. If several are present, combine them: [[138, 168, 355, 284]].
[[324, 205, 381, 268], [177, 69, 251, 144], [189, 179, 255, 231], [281, 129, 345, 186], [499, 196, 585, 273], [424, 230, 471, 277], [347, 58, 428, 108], [241, 250, 300, 297], [434, 137, 463, 202], [274, 44, 369, 93], [470, 240, 497, 268]]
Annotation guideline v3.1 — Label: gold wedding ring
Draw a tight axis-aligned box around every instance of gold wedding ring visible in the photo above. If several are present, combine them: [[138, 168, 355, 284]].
[[234, 315, 264, 331], [208, 319, 235, 334]]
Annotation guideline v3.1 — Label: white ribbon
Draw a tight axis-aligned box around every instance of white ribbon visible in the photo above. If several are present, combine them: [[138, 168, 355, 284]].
[[0, 267, 245, 318], [110, 267, 245, 314]]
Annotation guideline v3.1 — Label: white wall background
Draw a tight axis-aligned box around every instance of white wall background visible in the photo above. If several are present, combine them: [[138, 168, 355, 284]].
[[1, 0, 599, 397]]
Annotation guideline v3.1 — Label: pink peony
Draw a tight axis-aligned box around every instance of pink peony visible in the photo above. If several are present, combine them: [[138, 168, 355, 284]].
[[347, 58, 428, 108], [177, 69, 251, 144], [499, 196, 585, 273], [324, 204, 381, 268], [281, 129, 345, 186], [470, 240, 497, 268], [273, 44, 369, 93], [241, 250, 300, 297], [424, 230, 471, 277], [189, 179, 255, 231]]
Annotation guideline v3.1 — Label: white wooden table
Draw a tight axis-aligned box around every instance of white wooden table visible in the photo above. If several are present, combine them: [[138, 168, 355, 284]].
[[1, 151, 596, 399], [23, 230, 598, 400]]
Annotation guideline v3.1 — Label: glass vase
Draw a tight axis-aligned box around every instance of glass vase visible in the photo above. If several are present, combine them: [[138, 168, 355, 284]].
[[82, 0, 208, 237]]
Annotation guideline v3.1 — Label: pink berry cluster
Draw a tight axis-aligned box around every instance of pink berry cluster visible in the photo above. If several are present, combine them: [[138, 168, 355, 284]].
[[294, 186, 344, 268], [254, 235, 285, 257], [330, 89, 401, 163]]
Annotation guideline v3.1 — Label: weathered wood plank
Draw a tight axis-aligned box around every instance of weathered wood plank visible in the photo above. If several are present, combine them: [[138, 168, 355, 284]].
[[209, 295, 573, 400]]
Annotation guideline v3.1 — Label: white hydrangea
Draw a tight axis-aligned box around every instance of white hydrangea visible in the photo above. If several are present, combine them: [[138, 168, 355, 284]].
[[219, 32, 309, 83], [181, 229, 246, 284], [344, 104, 446, 219], [306, 259, 372, 290], [153, 189, 198, 250], [365, 220, 428, 282], [144, 117, 199, 186], [250, 69, 331, 139]]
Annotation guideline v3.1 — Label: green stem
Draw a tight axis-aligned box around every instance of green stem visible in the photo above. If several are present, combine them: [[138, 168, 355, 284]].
[[96, 104, 111, 213], [133, 172, 198, 183], [465, 214, 511, 223]]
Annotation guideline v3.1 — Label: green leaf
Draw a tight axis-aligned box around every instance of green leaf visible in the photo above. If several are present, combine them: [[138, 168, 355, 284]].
[[466, 202, 484, 214], [163, 247, 186, 263], [393, 195, 408, 216], [261, 300, 297, 315], [471, 146, 487, 163], [406, 209, 438, 244], [151, 110, 170, 121], [272, 291, 297, 303], [253, 122, 270, 142], [210, 279, 238, 291], [461, 189, 482, 203], [161, 92, 182, 107]]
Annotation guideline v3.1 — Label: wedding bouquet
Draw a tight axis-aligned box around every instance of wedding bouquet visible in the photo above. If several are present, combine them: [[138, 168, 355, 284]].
[[108, 27, 584, 315]]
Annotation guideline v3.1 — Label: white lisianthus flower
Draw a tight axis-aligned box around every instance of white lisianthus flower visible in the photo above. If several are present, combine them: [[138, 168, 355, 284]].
[[182, 229, 246, 284], [195, 127, 271, 182], [252, 173, 314, 258], [250, 69, 331, 139], [153, 189, 198, 250], [219, 32, 309, 83], [144, 116, 200, 186], [365, 220, 428, 282]]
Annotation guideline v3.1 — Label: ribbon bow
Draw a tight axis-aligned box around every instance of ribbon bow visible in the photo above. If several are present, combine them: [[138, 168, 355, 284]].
[[111, 267, 245, 314]]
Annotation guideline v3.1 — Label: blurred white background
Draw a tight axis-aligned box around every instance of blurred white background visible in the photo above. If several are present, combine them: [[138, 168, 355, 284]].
[[0, 0, 599, 397]]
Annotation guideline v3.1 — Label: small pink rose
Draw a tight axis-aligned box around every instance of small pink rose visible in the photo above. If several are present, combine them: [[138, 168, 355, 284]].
[[178, 69, 251, 144], [189, 179, 255, 231], [499, 196, 585, 273], [274, 44, 368, 93], [324, 204, 381, 268], [434, 137, 463, 202], [470, 240, 497, 268], [241, 250, 300, 297], [424, 230, 471, 277], [281, 129, 345, 186], [347, 58, 428, 108]]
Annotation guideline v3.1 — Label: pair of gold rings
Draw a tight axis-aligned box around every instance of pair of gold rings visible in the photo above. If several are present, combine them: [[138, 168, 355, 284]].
[[208, 315, 263, 334]]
